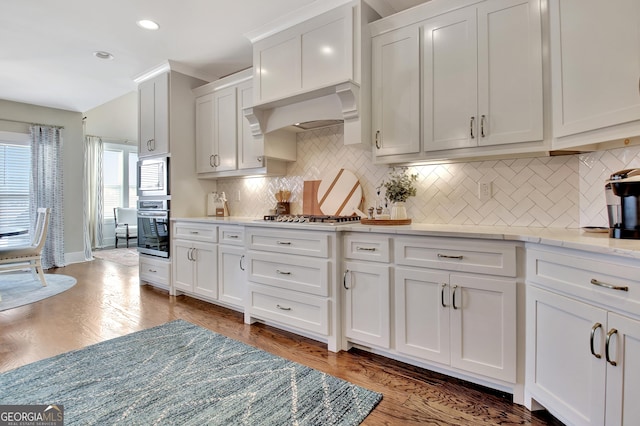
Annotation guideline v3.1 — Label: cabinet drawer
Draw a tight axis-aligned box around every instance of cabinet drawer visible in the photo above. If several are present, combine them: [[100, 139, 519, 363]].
[[248, 251, 329, 296], [173, 222, 217, 243], [139, 256, 171, 287], [248, 284, 329, 335], [247, 228, 329, 258], [527, 247, 640, 315], [219, 225, 244, 246], [343, 233, 391, 262], [395, 237, 517, 277]]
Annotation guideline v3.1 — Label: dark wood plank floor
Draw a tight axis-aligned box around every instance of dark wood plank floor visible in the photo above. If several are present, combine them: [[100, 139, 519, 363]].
[[0, 256, 563, 425]]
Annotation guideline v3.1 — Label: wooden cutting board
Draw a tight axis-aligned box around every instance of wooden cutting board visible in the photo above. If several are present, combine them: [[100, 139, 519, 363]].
[[317, 169, 363, 216], [303, 180, 322, 215]]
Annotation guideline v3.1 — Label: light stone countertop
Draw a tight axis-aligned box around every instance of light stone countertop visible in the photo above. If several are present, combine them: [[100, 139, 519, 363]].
[[171, 216, 640, 259]]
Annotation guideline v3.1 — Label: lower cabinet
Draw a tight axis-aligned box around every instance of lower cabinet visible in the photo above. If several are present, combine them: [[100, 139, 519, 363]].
[[139, 255, 171, 292], [526, 246, 640, 425], [173, 239, 217, 299], [395, 267, 516, 382], [217, 225, 246, 309]]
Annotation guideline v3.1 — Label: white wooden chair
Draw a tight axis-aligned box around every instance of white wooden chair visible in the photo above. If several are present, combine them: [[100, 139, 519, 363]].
[[0, 207, 51, 286], [114, 207, 138, 248]]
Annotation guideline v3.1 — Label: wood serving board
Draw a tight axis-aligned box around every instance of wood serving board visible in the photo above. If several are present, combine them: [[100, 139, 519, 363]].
[[360, 218, 412, 225]]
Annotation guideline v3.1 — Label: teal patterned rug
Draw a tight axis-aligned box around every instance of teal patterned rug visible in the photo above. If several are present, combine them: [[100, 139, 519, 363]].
[[0, 320, 382, 425]]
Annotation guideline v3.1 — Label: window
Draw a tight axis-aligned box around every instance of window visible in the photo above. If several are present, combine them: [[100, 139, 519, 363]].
[[103, 143, 138, 218], [0, 131, 31, 246]]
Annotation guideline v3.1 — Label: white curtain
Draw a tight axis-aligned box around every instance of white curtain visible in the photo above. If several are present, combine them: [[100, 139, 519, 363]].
[[83, 136, 104, 258], [30, 125, 65, 269]]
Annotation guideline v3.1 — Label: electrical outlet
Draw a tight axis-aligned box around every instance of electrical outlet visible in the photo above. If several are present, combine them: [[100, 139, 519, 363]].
[[235, 190, 241, 202], [478, 181, 492, 201]]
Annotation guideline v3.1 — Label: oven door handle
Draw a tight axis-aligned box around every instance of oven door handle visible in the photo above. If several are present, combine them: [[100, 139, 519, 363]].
[[137, 211, 169, 219]]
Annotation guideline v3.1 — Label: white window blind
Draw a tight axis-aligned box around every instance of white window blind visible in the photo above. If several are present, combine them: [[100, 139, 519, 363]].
[[0, 132, 31, 246]]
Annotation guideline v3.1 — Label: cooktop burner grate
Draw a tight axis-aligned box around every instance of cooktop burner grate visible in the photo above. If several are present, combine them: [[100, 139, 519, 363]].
[[261, 214, 361, 224]]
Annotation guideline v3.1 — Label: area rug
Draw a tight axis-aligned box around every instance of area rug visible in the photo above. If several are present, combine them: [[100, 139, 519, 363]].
[[0, 272, 76, 311], [93, 247, 139, 267], [0, 319, 382, 425]]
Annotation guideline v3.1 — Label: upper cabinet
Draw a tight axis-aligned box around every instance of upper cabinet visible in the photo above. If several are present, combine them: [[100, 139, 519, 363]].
[[550, 0, 640, 149], [193, 68, 296, 179], [371, 0, 545, 164], [138, 72, 169, 157]]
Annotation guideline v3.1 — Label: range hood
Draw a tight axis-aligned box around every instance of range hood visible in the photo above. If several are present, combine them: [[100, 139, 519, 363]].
[[243, 80, 360, 136]]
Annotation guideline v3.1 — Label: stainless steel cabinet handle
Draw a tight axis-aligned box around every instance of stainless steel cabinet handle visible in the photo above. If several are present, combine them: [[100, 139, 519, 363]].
[[441, 283, 448, 308], [148, 268, 157, 273], [276, 269, 291, 275], [190, 248, 197, 262], [277, 241, 292, 245], [239, 255, 245, 271], [343, 269, 350, 290], [452, 285, 459, 310], [356, 247, 377, 252], [276, 304, 291, 311], [187, 248, 193, 261], [190, 231, 199, 234], [590, 278, 629, 292], [438, 253, 464, 260], [228, 235, 239, 239], [590, 322, 603, 359], [213, 154, 220, 167], [480, 115, 486, 138], [209, 155, 215, 167], [605, 328, 618, 366], [470, 116, 475, 139], [375, 130, 381, 149]]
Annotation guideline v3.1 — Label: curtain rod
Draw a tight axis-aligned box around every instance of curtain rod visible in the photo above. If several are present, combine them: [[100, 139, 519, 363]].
[[85, 134, 136, 145], [0, 117, 64, 129]]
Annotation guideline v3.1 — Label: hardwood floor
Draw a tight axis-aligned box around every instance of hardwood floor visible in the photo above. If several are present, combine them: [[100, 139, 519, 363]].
[[0, 256, 563, 425]]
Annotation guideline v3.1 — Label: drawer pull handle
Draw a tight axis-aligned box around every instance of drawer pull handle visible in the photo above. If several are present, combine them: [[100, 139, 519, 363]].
[[606, 328, 618, 366], [441, 283, 448, 308], [276, 269, 291, 275], [356, 246, 377, 252], [452, 285, 459, 310], [276, 304, 291, 311], [148, 268, 157, 273], [277, 241, 292, 245], [590, 278, 629, 292], [190, 231, 199, 234], [228, 235, 239, 239], [590, 322, 603, 359], [438, 254, 463, 260], [343, 269, 350, 290]]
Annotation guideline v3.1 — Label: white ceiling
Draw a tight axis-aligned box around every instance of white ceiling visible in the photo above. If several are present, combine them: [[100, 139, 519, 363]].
[[0, 0, 428, 113]]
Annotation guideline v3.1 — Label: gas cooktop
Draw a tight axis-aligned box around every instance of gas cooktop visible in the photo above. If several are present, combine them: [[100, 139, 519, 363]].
[[259, 214, 361, 225]]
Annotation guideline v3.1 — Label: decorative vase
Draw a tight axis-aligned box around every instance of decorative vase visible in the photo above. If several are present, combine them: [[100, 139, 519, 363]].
[[390, 201, 407, 220]]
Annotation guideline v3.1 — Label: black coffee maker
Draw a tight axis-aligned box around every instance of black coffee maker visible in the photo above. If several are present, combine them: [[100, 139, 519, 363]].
[[606, 168, 640, 239]]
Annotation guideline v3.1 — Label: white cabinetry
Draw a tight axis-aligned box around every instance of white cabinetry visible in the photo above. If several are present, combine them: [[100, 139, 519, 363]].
[[172, 222, 218, 300], [526, 246, 640, 425], [138, 72, 169, 157], [371, 0, 544, 164], [371, 24, 420, 157], [193, 69, 296, 179], [217, 225, 246, 309], [342, 233, 392, 348], [245, 227, 339, 351], [395, 236, 517, 383], [139, 255, 171, 293], [550, 0, 640, 147]]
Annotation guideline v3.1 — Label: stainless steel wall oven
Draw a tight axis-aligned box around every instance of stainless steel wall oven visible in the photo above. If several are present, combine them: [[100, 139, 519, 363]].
[[137, 200, 170, 258]]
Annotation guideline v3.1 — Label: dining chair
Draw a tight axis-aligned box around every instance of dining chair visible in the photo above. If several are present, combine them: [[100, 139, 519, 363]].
[[0, 207, 51, 286]]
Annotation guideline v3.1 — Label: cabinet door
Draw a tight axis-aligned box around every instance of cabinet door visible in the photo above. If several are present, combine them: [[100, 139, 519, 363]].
[[218, 245, 245, 308], [255, 36, 301, 102], [605, 312, 640, 426], [343, 261, 390, 348], [551, 0, 640, 137], [138, 73, 169, 157], [192, 241, 217, 299], [213, 86, 237, 172], [395, 267, 450, 365], [237, 81, 263, 170], [526, 285, 606, 426], [195, 93, 216, 173], [172, 240, 195, 292], [450, 274, 516, 382], [372, 25, 420, 157], [423, 6, 478, 151], [477, 0, 543, 146]]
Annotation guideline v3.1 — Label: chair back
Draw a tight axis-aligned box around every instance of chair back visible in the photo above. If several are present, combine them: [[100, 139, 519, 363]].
[[31, 207, 50, 250], [114, 207, 137, 226]]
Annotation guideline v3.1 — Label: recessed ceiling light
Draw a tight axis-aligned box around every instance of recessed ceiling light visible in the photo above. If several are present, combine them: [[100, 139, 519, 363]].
[[93, 51, 114, 60], [137, 19, 160, 30]]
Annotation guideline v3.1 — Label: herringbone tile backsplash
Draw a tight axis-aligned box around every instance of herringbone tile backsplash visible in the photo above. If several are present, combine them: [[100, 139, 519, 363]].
[[217, 125, 640, 228]]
